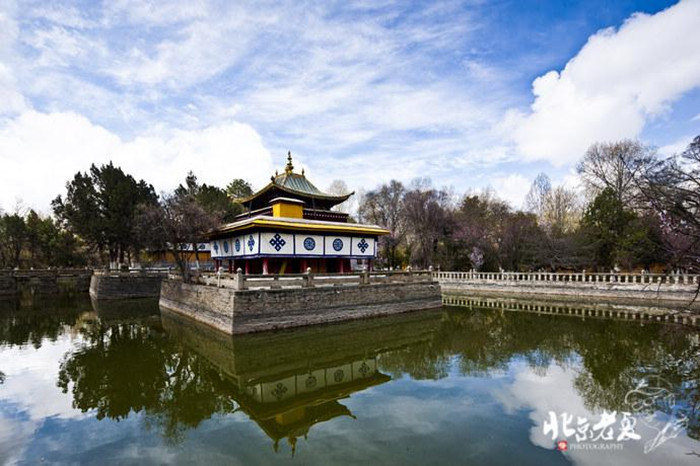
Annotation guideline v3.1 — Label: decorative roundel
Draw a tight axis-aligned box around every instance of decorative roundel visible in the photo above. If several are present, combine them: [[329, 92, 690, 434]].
[[213, 242, 219, 252], [359, 361, 371, 376], [332, 238, 343, 252], [305, 375, 317, 389], [303, 237, 316, 251], [223, 241, 229, 253], [235, 238, 241, 252]]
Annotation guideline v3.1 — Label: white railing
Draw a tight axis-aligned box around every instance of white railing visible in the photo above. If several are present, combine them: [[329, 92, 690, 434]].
[[94, 269, 170, 278], [432, 270, 700, 286], [195, 269, 434, 290], [3, 268, 94, 278]]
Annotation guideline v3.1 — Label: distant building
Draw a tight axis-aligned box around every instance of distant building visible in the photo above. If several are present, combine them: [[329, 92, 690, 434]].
[[148, 243, 212, 269], [208, 152, 388, 274]]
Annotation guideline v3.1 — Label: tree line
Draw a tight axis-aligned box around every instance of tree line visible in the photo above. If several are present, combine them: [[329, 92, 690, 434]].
[[360, 136, 699, 273], [1, 135, 697, 276], [0, 162, 251, 274]]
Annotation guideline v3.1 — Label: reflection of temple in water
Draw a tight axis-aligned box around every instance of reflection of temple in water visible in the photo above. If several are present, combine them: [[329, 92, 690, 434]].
[[160, 309, 441, 453], [240, 356, 389, 453]]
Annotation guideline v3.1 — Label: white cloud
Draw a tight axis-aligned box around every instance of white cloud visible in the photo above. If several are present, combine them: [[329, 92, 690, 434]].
[[0, 337, 86, 421], [0, 412, 36, 465], [104, 0, 210, 26], [561, 171, 584, 194], [508, 0, 700, 165], [0, 110, 273, 212], [3, 0, 697, 206], [0, 0, 25, 116], [0, 63, 26, 116], [0, 335, 92, 465], [0, 0, 512, 208], [658, 134, 694, 157], [490, 173, 532, 209], [0, 0, 18, 56]]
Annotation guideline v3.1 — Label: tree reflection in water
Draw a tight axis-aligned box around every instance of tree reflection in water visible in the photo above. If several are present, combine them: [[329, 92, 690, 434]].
[[0, 295, 91, 349], [57, 322, 237, 443], [51, 301, 700, 445], [426, 307, 700, 441]]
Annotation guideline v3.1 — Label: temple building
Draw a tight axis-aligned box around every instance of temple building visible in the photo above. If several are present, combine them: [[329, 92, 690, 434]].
[[208, 152, 388, 274]]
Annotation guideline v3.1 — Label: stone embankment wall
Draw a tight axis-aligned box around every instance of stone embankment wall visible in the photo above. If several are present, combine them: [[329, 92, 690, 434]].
[[89, 273, 164, 300], [435, 271, 700, 308], [0, 272, 17, 297], [0, 269, 92, 297], [159, 279, 443, 334], [443, 295, 700, 327]]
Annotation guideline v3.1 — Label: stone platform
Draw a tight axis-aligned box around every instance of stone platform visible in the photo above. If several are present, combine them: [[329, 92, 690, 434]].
[[159, 271, 442, 334], [89, 272, 166, 300]]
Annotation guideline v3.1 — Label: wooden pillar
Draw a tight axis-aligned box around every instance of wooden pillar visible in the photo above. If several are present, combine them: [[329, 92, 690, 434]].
[[244, 260, 250, 275], [228, 259, 233, 273], [262, 258, 269, 275], [301, 259, 307, 274], [339, 258, 345, 273]]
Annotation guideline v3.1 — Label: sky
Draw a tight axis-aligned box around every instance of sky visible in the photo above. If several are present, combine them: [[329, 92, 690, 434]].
[[0, 0, 699, 213]]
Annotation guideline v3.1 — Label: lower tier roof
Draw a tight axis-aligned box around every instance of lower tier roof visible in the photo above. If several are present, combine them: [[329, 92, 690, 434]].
[[209, 215, 389, 239]]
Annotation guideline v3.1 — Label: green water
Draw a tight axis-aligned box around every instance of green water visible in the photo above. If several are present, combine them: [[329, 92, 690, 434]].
[[0, 295, 699, 465]]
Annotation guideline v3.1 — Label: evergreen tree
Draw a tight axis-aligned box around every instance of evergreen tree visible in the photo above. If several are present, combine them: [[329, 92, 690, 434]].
[[53, 162, 157, 267]]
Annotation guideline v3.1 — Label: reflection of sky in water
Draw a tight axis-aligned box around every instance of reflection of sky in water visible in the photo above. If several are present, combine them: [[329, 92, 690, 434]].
[[0, 305, 699, 465]]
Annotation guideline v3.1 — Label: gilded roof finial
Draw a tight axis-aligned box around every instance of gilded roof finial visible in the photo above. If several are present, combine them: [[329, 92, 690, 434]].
[[285, 151, 294, 174], [301, 168, 305, 176]]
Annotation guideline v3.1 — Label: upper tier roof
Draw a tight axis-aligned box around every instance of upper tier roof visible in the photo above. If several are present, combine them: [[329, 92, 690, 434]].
[[236, 152, 354, 211]]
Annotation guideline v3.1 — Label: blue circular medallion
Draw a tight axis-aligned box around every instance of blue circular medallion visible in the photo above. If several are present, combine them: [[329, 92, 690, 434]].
[[332, 238, 343, 252], [303, 237, 316, 251], [213, 242, 219, 253], [223, 241, 229, 253], [235, 238, 241, 252]]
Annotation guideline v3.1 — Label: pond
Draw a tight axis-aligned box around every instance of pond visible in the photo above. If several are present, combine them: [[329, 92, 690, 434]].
[[0, 295, 699, 465]]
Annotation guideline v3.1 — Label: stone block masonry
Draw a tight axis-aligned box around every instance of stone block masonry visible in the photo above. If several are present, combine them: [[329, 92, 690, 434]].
[[159, 279, 443, 334], [0, 269, 92, 297], [0, 272, 16, 297], [443, 294, 700, 327], [89, 273, 164, 300]]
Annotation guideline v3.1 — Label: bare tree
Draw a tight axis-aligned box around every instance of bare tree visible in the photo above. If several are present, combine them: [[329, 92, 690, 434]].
[[639, 136, 700, 274], [525, 173, 552, 218], [577, 140, 656, 206], [403, 183, 450, 268], [137, 193, 218, 283], [525, 174, 581, 236], [358, 181, 406, 268], [542, 186, 582, 236]]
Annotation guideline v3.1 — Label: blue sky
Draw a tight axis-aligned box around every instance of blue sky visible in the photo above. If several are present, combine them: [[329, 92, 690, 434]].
[[1, 0, 698, 212]]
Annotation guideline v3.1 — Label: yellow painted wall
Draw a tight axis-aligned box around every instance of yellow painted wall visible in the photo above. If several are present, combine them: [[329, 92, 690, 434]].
[[149, 251, 211, 263], [272, 201, 303, 218]]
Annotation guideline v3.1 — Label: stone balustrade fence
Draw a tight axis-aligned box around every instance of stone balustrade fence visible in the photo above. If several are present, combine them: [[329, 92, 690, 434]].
[[193, 269, 435, 291], [93, 269, 171, 278], [433, 270, 700, 286]]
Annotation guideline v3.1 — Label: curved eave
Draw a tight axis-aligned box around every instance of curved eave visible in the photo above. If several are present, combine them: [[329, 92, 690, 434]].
[[210, 216, 389, 237], [235, 182, 353, 205]]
